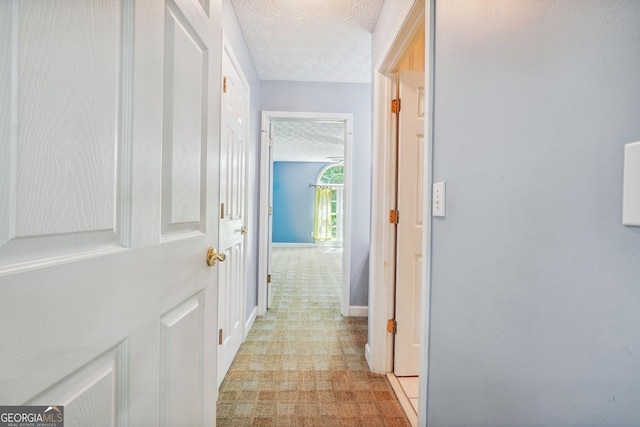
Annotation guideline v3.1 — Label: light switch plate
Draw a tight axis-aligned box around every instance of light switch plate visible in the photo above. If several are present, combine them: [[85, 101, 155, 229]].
[[433, 181, 445, 217], [623, 141, 640, 226]]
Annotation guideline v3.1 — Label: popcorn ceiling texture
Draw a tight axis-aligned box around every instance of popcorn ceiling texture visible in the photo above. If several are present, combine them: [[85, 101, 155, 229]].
[[231, 0, 385, 83], [272, 121, 345, 162]]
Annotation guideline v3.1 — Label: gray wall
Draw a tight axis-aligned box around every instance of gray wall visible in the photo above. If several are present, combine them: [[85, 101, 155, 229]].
[[261, 81, 372, 306], [371, 0, 413, 69], [427, 1, 640, 426], [221, 0, 262, 318]]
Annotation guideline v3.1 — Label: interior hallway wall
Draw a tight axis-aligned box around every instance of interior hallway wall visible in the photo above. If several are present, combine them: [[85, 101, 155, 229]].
[[372, 0, 415, 68], [261, 81, 372, 307], [428, 1, 640, 425], [221, 0, 261, 319]]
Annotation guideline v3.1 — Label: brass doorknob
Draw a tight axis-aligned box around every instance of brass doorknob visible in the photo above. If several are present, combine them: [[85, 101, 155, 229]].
[[207, 247, 225, 266], [240, 226, 248, 235]]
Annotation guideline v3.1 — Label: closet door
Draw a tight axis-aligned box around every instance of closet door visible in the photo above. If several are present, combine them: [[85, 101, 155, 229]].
[[394, 70, 425, 376]]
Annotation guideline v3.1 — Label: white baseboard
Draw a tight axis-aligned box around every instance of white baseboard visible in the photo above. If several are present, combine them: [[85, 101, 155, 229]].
[[314, 241, 343, 248], [244, 306, 258, 339], [271, 242, 344, 248], [349, 305, 368, 317], [365, 343, 372, 371], [271, 242, 316, 248]]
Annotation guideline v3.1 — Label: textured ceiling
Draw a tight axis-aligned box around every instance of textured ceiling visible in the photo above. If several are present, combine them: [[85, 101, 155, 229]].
[[230, 0, 385, 83], [272, 120, 345, 163]]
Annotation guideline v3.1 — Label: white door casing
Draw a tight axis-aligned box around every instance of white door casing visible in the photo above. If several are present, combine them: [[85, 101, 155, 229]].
[[367, 0, 425, 375], [258, 112, 353, 317], [369, 0, 434, 424], [217, 35, 250, 388], [0, 0, 221, 425], [394, 70, 425, 376]]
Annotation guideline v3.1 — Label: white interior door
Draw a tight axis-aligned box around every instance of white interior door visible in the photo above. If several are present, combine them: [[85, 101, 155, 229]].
[[0, 1, 220, 425], [267, 124, 274, 309], [217, 38, 249, 388], [394, 70, 425, 376]]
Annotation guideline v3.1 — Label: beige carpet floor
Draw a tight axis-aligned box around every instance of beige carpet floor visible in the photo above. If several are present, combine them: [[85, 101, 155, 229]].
[[216, 246, 410, 426]]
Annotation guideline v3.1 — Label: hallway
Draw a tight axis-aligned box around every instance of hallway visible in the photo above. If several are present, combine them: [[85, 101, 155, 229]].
[[216, 247, 410, 426]]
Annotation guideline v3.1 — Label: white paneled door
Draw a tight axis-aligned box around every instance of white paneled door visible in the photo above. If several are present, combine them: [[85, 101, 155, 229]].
[[217, 38, 250, 388], [394, 71, 425, 376], [0, 1, 221, 425]]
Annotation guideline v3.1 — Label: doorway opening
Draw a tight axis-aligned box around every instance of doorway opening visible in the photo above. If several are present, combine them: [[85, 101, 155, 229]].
[[258, 112, 353, 317]]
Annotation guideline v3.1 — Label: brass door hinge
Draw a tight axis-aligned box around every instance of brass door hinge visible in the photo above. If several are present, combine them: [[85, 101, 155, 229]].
[[267, 274, 271, 283], [223, 76, 227, 93], [391, 98, 401, 114], [219, 329, 223, 345], [220, 203, 225, 219], [389, 210, 399, 224], [387, 319, 397, 334]]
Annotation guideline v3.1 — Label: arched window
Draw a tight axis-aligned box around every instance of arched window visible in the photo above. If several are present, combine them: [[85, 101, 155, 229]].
[[318, 163, 344, 185], [312, 163, 344, 243]]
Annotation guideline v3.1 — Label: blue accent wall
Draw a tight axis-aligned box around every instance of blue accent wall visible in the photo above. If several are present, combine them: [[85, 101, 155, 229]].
[[272, 162, 329, 243]]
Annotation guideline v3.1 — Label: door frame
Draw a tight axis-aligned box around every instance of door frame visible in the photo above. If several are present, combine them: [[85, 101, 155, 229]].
[[367, 0, 434, 424], [258, 111, 353, 317]]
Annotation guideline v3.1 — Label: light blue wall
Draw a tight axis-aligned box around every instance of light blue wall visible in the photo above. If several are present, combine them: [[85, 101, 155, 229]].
[[261, 81, 372, 306], [272, 162, 329, 243], [221, 0, 261, 317], [427, 1, 640, 425]]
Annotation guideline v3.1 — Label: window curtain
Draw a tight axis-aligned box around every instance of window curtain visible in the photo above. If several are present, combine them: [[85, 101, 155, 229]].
[[312, 186, 333, 241]]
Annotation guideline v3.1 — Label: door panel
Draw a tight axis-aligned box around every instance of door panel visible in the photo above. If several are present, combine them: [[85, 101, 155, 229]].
[[25, 342, 127, 426], [15, 0, 119, 237], [0, 0, 124, 269], [394, 70, 425, 376], [0, 1, 220, 425], [162, 0, 208, 237], [160, 293, 204, 427], [0, 1, 12, 248], [217, 41, 249, 387]]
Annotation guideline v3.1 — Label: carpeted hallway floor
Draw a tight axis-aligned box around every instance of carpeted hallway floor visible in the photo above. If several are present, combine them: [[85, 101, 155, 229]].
[[216, 246, 410, 426]]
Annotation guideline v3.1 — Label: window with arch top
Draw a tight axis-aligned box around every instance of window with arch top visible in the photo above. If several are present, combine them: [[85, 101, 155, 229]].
[[313, 162, 344, 242]]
